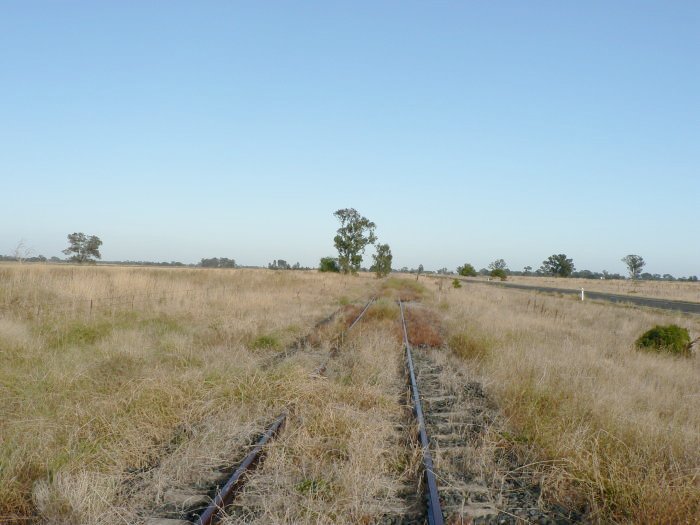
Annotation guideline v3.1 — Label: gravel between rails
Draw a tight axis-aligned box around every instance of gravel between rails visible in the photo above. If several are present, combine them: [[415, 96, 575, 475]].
[[412, 347, 585, 525]]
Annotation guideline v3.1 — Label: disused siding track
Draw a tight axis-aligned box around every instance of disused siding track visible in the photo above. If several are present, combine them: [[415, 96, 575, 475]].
[[151, 297, 376, 525], [195, 413, 286, 525], [313, 296, 375, 375], [399, 300, 445, 525]]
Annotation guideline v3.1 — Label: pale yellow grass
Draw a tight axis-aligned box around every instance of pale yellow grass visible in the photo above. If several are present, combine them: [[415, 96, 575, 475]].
[[505, 275, 700, 303], [438, 284, 700, 523], [222, 310, 412, 524], [0, 264, 374, 524]]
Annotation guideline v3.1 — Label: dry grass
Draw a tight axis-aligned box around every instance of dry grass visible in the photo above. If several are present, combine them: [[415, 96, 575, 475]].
[[504, 275, 700, 303], [0, 264, 374, 524], [379, 277, 426, 302], [439, 284, 700, 523], [5, 266, 699, 524], [220, 318, 412, 523], [402, 305, 444, 348]]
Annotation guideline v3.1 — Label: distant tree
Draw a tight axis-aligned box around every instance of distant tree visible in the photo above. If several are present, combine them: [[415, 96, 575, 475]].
[[292, 262, 301, 270], [457, 263, 477, 277], [416, 263, 424, 281], [62, 233, 102, 264], [540, 254, 575, 277], [200, 257, 236, 268], [437, 267, 449, 275], [488, 259, 508, 280], [319, 256, 340, 273], [370, 243, 393, 278], [13, 239, 34, 264], [268, 259, 291, 270], [488, 259, 508, 271], [523, 265, 532, 275], [219, 258, 236, 268], [333, 208, 377, 274], [621, 254, 645, 280]]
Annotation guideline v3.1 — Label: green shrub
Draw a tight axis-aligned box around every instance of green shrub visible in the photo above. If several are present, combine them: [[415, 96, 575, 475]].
[[249, 334, 281, 350], [457, 263, 477, 277], [318, 257, 340, 273], [452, 278, 462, 289], [635, 325, 692, 356], [490, 268, 507, 281]]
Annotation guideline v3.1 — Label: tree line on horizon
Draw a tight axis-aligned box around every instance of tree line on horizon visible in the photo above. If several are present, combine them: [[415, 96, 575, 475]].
[[3, 232, 697, 282]]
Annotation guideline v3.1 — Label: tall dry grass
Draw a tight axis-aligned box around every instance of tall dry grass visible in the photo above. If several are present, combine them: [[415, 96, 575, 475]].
[[504, 275, 700, 303], [222, 315, 412, 524], [438, 284, 700, 523], [0, 264, 374, 524]]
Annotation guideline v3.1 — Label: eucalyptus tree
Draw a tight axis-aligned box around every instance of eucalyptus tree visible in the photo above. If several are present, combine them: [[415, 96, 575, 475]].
[[622, 254, 645, 279], [62, 233, 102, 264], [333, 208, 377, 274]]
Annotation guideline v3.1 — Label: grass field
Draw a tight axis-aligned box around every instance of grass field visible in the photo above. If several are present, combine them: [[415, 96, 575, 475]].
[[436, 279, 700, 523], [1, 264, 699, 523], [0, 264, 374, 523], [493, 274, 700, 303]]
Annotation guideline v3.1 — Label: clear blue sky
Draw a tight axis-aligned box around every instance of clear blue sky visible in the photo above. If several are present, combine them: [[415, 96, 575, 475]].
[[2, 2, 698, 276]]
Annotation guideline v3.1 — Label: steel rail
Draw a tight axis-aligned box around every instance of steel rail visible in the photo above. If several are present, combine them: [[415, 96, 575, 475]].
[[195, 412, 287, 525], [195, 297, 375, 525], [313, 296, 375, 375], [399, 300, 445, 525]]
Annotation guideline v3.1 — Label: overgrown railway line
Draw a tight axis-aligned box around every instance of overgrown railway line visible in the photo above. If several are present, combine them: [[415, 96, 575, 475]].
[[145, 294, 582, 524], [144, 297, 376, 525], [399, 299, 444, 525], [398, 301, 582, 525]]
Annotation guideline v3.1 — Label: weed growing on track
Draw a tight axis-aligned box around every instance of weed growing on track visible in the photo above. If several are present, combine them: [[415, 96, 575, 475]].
[[401, 304, 443, 347], [0, 264, 374, 523], [222, 323, 413, 524], [440, 284, 700, 522], [379, 277, 426, 302]]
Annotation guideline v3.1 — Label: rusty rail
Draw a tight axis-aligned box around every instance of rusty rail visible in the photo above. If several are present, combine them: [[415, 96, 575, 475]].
[[399, 300, 445, 525], [313, 296, 375, 375], [194, 297, 375, 524], [195, 412, 286, 525]]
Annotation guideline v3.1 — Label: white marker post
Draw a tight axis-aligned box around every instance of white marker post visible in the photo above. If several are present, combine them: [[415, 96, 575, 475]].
[[581, 288, 585, 301]]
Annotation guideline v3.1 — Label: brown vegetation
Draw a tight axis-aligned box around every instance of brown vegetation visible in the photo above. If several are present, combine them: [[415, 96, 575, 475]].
[[439, 284, 700, 523], [506, 275, 700, 303], [0, 264, 374, 523], [2, 267, 699, 523]]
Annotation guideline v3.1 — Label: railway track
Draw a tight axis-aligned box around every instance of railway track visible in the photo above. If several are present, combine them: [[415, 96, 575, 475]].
[[399, 301, 582, 525], [399, 299, 444, 525], [144, 297, 375, 525]]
